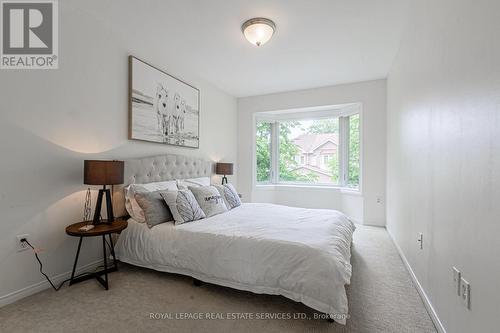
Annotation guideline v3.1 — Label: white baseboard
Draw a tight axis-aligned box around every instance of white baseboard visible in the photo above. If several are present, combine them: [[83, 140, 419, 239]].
[[0, 259, 103, 307], [362, 221, 386, 227], [386, 227, 446, 333]]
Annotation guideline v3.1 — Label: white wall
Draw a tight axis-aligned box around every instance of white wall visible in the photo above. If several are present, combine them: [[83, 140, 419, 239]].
[[237, 80, 387, 225], [386, 0, 500, 332], [0, 1, 237, 305]]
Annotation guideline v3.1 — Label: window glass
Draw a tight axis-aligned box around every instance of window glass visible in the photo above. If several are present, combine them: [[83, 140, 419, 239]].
[[278, 118, 339, 185], [256, 122, 272, 183], [347, 114, 360, 189]]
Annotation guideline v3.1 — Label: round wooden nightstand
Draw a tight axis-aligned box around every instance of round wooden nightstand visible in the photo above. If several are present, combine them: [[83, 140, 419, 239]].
[[65, 219, 128, 290]]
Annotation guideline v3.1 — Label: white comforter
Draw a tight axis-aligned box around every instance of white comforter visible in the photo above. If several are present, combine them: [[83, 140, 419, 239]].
[[114, 203, 355, 324]]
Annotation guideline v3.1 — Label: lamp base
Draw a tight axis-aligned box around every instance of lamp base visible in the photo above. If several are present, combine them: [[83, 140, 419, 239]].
[[93, 186, 114, 225], [222, 175, 228, 185]]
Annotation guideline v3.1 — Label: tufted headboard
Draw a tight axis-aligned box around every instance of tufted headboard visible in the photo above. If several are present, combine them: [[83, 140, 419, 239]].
[[113, 154, 213, 217]]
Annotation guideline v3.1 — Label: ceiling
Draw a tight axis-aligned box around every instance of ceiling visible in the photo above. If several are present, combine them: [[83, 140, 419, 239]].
[[82, 0, 411, 97]]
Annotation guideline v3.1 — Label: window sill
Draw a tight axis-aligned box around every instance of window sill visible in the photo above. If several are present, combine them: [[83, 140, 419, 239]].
[[255, 184, 361, 195]]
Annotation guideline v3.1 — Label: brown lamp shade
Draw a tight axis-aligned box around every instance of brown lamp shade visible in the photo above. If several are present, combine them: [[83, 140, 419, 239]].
[[84, 160, 124, 185], [216, 162, 233, 175]]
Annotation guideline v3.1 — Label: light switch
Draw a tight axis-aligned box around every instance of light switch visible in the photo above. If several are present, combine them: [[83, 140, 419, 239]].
[[417, 233, 423, 250]]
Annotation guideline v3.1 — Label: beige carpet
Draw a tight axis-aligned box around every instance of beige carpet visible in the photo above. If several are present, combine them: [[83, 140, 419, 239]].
[[0, 226, 436, 333]]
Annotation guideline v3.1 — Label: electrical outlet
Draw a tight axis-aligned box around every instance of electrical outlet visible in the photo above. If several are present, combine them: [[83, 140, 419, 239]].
[[376, 196, 382, 204], [417, 233, 423, 250], [460, 277, 471, 309], [16, 234, 30, 252], [452, 267, 461, 295]]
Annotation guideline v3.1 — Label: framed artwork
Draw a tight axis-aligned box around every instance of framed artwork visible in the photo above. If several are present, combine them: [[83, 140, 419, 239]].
[[129, 56, 200, 148]]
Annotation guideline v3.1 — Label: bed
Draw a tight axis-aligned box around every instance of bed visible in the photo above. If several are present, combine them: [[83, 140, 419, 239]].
[[112, 154, 355, 324]]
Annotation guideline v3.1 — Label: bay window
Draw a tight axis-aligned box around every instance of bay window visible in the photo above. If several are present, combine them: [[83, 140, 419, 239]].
[[255, 105, 361, 190]]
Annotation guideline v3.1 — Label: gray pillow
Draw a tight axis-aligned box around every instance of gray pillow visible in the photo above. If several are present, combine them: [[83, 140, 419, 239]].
[[188, 185, 228, 217], [134, 191, 174, 228], [161, 190, 206, 225]]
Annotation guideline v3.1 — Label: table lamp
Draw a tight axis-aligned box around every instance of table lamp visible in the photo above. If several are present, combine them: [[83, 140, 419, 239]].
[[215, 162, 233, 185], [84, 160, 124, 224]]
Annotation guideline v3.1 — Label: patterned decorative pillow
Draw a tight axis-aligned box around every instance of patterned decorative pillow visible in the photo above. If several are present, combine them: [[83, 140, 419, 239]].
[[214, 183, 241, 209], [161, 190, 206, 225], [134, 191, 174, 228], [223, 183, 242, 209], [213, 185, 231, 209], [188, 185, 228, 217]]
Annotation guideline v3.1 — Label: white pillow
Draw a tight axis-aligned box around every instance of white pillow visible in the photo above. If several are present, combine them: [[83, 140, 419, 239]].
[[141, 180, 179, 192], [176, 177, 210, 190], [124, 180, 178, 222]]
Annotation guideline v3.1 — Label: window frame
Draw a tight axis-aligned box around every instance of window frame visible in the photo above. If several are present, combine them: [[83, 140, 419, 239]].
[[253, 104, 363, 192]]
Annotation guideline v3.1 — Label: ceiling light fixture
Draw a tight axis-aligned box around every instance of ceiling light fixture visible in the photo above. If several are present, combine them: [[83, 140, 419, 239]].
[[241, 17, 276, 47]]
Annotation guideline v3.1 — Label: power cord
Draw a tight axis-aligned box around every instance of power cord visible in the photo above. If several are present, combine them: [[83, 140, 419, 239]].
[[22, 238, 93, 291], [90, 238, 117, 272]]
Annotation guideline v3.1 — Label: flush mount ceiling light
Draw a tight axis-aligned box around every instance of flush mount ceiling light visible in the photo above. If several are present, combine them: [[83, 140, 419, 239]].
[[241, 17, 276, 46]]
